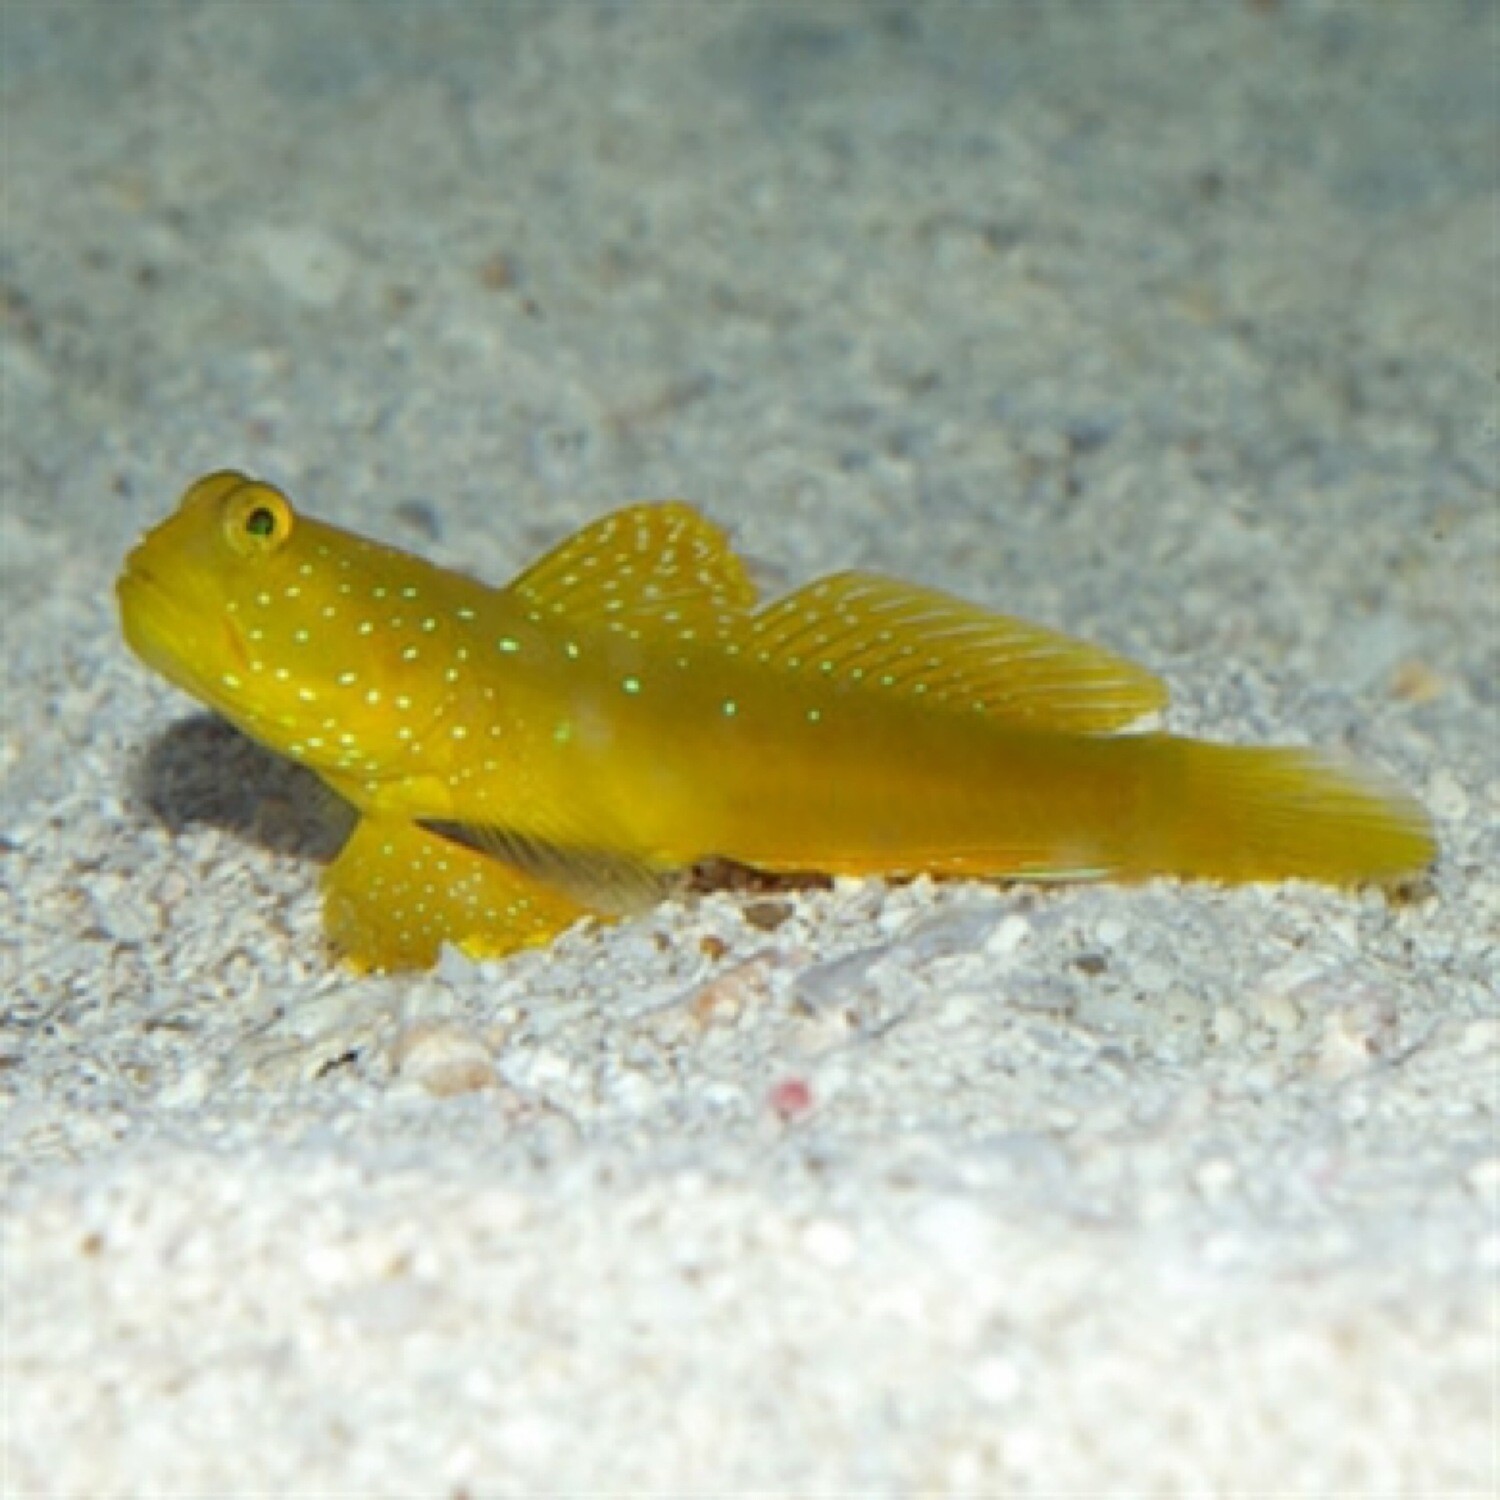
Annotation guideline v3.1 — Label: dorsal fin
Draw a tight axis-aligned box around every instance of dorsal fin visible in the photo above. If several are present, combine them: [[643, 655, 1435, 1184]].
[[744, 572, 1168, 732], [505, 503, 757, 634]]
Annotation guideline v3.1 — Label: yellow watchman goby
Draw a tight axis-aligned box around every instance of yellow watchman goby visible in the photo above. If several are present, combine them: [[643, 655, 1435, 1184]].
[[117, 471, 1435, 971]]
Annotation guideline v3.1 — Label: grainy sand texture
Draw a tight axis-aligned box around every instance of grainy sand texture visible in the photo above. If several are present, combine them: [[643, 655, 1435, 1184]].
[[3, 3, 1496, 1494]]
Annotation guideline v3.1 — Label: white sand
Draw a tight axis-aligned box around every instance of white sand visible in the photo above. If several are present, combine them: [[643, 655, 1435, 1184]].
[[3, 4, 1495, 1493]]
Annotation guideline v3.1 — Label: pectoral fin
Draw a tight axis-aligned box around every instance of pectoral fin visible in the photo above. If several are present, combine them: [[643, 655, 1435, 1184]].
[[323, 817, 595, 972], [420, 819, 674, 917]]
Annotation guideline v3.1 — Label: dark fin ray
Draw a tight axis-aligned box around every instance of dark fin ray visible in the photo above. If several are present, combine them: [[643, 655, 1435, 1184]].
[[421, 819, 674, 917]]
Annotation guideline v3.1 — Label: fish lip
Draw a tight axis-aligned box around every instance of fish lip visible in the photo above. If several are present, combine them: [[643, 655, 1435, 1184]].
[[116, 557, 210, 689], [117, 557, 254, 713], [116, 544, 160, 596], [115, 561, 178, 639], [115, 556, 156, 613]]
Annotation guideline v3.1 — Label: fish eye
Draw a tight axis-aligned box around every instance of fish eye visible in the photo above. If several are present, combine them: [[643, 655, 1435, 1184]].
[[222, 484, 294, 558]]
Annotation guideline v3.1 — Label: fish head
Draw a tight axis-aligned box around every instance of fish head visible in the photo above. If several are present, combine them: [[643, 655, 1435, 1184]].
[[118, 471, 462, 784]]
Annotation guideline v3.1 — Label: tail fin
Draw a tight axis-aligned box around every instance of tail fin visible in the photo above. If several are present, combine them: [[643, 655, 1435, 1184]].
[[1138, 739, 1436, 884]]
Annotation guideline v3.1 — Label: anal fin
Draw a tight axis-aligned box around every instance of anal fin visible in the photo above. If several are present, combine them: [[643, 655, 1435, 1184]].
[[323, 817, 595, 972]]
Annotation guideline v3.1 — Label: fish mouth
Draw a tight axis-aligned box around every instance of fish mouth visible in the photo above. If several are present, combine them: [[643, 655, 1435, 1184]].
[[116, 542, 173, 617], [116, 551, 164, 638], [116, 548, 176, 636], [116, 555, 221, 702], [116, 545, 151, 594]]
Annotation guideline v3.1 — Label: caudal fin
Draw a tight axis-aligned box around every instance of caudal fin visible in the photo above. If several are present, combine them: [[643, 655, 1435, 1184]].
[[1139, 739, 1436, 884]]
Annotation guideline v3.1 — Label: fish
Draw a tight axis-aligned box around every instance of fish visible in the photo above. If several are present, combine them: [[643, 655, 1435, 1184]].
[[116, 470, 1436, 971]]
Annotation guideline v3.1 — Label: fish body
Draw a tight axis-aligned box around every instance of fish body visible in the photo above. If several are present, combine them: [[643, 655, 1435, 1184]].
[[117, 471, 1435, 970]]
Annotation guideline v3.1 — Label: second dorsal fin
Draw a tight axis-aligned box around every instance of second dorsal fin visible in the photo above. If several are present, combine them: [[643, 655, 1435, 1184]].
[[505, 503, 758, 633], [743, 571, 1168, 732]]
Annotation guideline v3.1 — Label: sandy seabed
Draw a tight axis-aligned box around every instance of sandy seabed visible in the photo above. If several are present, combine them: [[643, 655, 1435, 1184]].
[[2, 4, 1495, 1494]]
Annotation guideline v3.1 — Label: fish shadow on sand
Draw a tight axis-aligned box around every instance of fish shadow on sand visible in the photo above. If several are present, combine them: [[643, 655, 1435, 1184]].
[[130, 715, 352, 865]]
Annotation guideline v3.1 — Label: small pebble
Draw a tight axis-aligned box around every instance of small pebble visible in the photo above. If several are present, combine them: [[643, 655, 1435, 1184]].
[[247, 224, 354, 307], [1316, 1014, 1377, 1081], [1427, 769, 1469, 822], [156, 1063, 213, 1110], [391, 1020, 497, 1097], [1161, 989, 1208, 1030], [913, 1197, 994, 1264], [1465, 1158, 1500, 1201], [1211, 1005, 1247, 1047], [1389, 658, 1445, 703], [1254, 987, 1303, 1033], [768, 1076, 814, 1121], [971, 1355, 1023, 1406], [1458, 1019, 1500, 1056], [802, 1219, 856, 1269], [985, 914, 1031, 957], [742, 899, 794, 932], [689, 959, 768, 1026], [1194, 1157, 1238, 1200], [1094, 917, 1128, 949], [1134, 960, 1172, 995]]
